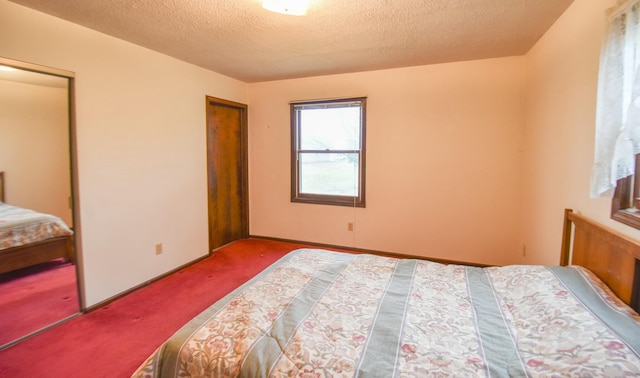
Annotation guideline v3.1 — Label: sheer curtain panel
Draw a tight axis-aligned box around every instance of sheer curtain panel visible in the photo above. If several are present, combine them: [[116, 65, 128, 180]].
[[591, 0, 640, 198]]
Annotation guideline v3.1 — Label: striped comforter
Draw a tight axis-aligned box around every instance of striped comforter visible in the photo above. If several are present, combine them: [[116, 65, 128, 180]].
[[0, 203, 72, 250], [133, 248, 640, 377]]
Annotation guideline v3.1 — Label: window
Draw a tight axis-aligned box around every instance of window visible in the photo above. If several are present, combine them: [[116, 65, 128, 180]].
[[612, 154, 640, 229], [291, 97, 366, 207], [591, 1, 640, 229]]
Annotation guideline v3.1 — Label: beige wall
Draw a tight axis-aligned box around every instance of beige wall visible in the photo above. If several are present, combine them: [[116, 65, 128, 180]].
[[250, 0, 640, 268], [0, 79, 72, 224], [0, 1, 248, 307], [522, 0, 640, 265], [248, 58, 526, 266]]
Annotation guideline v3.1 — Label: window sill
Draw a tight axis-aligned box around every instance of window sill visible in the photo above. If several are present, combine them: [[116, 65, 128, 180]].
[[292, 196, 365, 208], [612, 208, 640, 230]]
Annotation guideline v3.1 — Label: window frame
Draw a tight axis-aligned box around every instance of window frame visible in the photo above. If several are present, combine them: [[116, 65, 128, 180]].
[[612, 154, 640, 229], [290, 97, 367, 207]]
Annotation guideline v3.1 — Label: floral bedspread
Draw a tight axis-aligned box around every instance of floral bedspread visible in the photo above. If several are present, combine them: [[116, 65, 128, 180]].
[[132, 249, 640, 377], [0, 203, 73, 250]]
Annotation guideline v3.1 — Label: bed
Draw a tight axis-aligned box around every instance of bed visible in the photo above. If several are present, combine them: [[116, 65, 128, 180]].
[[0, 171, 74, 275], [132, 209, 640, 377]]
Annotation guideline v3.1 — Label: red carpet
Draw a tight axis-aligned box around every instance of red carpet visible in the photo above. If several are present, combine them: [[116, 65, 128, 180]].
[[0, 259, 79, 346], [0, 238, 316, 377]]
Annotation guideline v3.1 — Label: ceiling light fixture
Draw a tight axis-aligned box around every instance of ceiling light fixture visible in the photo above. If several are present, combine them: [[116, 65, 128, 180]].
[[262, 0, 309, 16]]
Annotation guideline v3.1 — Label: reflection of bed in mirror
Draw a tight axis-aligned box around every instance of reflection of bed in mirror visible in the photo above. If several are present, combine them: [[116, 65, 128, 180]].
[[0, 171, 74, 275]]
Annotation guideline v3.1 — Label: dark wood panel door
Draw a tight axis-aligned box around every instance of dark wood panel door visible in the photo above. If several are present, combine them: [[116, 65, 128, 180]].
[[206, 96, 248, 252]]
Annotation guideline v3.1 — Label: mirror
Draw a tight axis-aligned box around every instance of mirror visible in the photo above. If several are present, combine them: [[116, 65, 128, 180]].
[[0, 58, 81, 350]]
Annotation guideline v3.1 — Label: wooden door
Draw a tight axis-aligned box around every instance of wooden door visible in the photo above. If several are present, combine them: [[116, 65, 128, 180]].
[[206, 96, 248, 252]]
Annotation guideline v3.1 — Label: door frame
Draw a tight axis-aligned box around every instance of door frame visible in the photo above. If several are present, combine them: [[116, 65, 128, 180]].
[[205, 96, 249, 253]]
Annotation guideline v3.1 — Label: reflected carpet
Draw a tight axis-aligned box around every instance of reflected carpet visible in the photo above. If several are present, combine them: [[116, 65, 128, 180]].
[[0, 259, 78, 346]]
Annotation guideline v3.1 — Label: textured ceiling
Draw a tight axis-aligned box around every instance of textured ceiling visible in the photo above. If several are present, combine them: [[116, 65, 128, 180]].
[[9, 0, 575, 83]]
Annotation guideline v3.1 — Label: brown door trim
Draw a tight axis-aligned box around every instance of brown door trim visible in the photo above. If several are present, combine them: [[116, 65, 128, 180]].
[[205, 96, 249, 253]]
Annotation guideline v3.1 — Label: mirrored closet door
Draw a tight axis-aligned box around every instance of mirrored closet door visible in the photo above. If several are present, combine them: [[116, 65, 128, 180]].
[[0, 57, 81, 350]]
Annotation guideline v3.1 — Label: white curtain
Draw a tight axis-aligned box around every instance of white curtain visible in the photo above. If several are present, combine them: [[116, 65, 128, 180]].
[[591, 0, 640, 198]]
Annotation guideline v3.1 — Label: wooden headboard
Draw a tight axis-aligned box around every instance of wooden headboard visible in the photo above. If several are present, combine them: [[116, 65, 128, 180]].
[[0, 171, 4, 202], [561, 209, 640, 313]]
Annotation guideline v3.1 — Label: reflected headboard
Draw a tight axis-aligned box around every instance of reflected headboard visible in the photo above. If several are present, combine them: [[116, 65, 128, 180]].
[[0, 171, 4, 202], [561, 209, 640, 313]]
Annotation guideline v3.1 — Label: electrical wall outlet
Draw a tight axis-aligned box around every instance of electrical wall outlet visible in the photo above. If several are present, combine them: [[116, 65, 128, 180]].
[[155, 243, 163, 255], [347, 222, 354, 231]]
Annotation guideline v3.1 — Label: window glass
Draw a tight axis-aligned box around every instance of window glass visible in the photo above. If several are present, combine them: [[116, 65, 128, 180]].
[[299, 153, 359, 196], [300, 107, 361, 150]]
